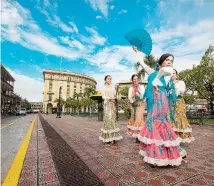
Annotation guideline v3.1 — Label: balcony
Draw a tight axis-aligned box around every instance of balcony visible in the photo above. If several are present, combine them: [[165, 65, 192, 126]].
[[47, 91, 54, 94], [1, 81, 14, 92]]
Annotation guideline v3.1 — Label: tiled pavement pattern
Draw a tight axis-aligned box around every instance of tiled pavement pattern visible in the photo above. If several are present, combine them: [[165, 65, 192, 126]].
[[18, 116, 60, 186], [41, 114, 214, 186], [39, 115, 104, 186]]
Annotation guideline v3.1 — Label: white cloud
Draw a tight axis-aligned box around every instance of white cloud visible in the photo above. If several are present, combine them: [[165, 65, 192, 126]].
[[118, 9, 127, 15], [151, 20, 214, 58], [110, 5, 115, 10], [52, 15, 75, 33], [81, 27, 107, 45], [96, 15, 103, 19], [35, 1, 76, 33], [143, 5, 151, 11], [20, 31, 81, 59], [44, 0, 50, 7], [60, 36, 86, 51], [157, 0, 214, 26], [148, 19, 214, 72], [69, 22, 79, 33], [85, 0, 111, 17], [39, 9, 76, 33], [178, 0, 204, 7], [86, 45, 136, 71], [1, 0, 105, 60], [7, 68, 44, 102], [30, 64, 44, 73]]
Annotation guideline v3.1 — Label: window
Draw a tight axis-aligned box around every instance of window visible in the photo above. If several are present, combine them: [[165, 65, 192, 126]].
[[48, 94, 52, 101], [49, 80, 53, 91], [80, 84, 82, 93], [67, 81, 70, 98]]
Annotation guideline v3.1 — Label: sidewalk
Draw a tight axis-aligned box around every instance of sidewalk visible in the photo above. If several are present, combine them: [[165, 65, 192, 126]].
[[18, 116, 60, 186]]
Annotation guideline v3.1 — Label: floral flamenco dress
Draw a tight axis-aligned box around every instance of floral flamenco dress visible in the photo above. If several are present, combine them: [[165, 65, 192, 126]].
[[138, 67, 186, 166], [99, 84, 123, 143], [173, 80, 195, 143], [127, 84, 146, 138]]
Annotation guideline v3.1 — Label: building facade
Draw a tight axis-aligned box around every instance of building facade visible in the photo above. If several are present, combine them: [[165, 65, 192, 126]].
[[1, 64, 22, 113], [30, 102, 42, 112], [42, 70, 97, 114]]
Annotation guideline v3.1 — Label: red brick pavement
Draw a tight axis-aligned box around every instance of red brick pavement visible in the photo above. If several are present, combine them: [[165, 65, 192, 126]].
[[42, 114, 214, 186], [18, 116, 60, 186]]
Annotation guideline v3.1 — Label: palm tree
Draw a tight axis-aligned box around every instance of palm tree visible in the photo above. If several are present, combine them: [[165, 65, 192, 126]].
[[64, 97, 74, 113], [134, 54, 157, 80], [54, 98, 66, 107], [79, 98, 91, 113], [84, 87, 97, 115], [73, 92, 84, 114]]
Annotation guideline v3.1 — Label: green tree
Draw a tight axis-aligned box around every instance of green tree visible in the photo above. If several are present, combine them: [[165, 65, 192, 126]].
[[183, 94, 196, 105], [179, 45, 214, 111], [119, 86, 129, 97], [119, 86, 130, 118], [70, 99, 79, 114], [134, 54, 157, 80], [84, 87, 97, 97], [73, 92, 85, 114], [80, 98, 91, 113], [84, 87, 97, 115], [64, 97, 74, 113], [22, 99, 31, 109], [54, 98, 66, 107]]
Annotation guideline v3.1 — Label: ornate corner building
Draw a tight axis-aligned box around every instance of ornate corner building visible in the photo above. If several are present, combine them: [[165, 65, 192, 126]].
[[42, 70, 97, 114]]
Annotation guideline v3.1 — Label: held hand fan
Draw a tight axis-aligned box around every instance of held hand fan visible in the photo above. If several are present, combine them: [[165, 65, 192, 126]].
[[125, 29, 152, 56]]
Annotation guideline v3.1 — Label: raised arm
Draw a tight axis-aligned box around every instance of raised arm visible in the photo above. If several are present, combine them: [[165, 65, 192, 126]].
[[133, 46, 154, 75]]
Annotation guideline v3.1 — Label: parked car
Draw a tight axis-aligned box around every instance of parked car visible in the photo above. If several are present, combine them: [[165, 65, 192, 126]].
[[118, 109, 124, 114], [32, 109, 40, 113], [27, 109, 32, 114], [15, 108, 27, 116]]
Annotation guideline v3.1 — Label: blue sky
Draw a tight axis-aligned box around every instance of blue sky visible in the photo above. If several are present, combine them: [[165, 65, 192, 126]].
[[1, 0, 214, 101]]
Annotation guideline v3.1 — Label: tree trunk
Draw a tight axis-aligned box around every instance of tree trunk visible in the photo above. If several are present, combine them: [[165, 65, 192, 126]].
[[210, 101, 214, 114], [89, 100, 92, 116], [98, 100, 103, 121]]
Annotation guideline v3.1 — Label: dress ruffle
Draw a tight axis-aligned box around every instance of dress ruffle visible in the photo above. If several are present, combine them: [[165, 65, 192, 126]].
[[138, 122, 182, 147], [101, 128, 120, 133], [127, 125, 144, 131], [99, 136, 123, 142]]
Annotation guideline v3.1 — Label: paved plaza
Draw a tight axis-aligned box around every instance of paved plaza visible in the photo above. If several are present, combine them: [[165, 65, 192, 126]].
[[15, 114, 214, 186]]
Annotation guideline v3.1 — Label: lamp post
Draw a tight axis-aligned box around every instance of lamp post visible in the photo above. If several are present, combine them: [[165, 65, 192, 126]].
[[56, 81, 62, 118]]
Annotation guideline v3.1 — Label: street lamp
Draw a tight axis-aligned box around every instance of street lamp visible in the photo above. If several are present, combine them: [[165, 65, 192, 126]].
[[56, 81, 62, 118]]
